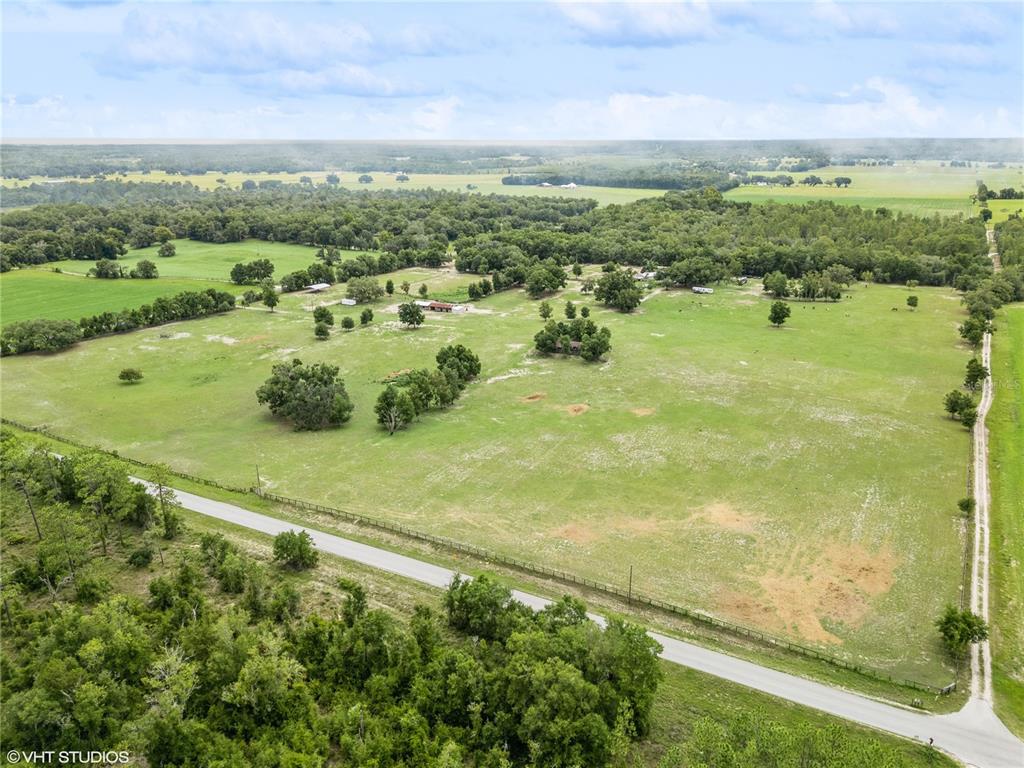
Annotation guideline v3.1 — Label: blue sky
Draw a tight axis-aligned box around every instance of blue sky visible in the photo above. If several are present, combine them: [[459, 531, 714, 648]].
[[2, 1, 1021, 140]]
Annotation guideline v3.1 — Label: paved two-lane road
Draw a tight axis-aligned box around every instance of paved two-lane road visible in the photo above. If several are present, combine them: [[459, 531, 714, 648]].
[[146, 482, 1023, 767]]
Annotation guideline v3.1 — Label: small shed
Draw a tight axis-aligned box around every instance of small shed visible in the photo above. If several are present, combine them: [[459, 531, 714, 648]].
[[306, 282, 331, 293], [692, 286, 714, 295], [340, 298, 357, 306]]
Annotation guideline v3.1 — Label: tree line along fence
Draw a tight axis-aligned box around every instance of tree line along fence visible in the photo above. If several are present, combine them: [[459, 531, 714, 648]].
[[2, 416, 957, 696]]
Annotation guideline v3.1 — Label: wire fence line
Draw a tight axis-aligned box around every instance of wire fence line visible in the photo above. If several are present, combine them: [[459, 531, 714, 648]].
[[3, 416, 957, 696]]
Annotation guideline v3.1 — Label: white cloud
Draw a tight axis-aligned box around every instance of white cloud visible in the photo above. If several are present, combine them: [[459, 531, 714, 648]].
[[558, 1, 719, 46], [411, 96, 461, 135], [545, 78, 949, 139], [103, 9, 373, 75]]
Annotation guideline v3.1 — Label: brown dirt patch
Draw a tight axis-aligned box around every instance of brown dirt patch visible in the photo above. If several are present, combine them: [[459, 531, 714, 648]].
[[550, 523, 598, 545], [716, 542, 899, 645], [631, 407, 656, 416], [689, 502, 762, 534], [565, 404, 590, 416], [519, 392, 546, 403]]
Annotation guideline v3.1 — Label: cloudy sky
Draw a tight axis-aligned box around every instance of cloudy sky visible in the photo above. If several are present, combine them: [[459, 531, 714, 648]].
[[2, 1, 1021, 140]]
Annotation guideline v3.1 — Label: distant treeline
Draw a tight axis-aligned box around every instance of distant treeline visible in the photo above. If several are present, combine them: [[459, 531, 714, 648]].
[[0, 185, 996, 295], [0, 288, 236, 355], [501, 163, 740, 191], [3, 138, 1020, 178], [0, 187, 596, 269]]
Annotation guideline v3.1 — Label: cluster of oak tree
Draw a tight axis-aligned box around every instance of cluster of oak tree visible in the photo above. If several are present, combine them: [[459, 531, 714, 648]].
[[254, 346, 480, 434], [375, 345, 481, 434]]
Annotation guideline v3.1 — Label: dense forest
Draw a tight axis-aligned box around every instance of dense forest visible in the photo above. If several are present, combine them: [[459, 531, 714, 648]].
[[0, 186, 994, 291], [3, 138, 1020, 179], [0, 431, 931, 767], [501, 162, 739, 192]]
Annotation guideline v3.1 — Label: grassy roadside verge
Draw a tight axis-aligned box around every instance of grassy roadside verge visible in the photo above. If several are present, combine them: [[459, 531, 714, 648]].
[[989, 304, 1024, 737], [2, 423, 967, 714]]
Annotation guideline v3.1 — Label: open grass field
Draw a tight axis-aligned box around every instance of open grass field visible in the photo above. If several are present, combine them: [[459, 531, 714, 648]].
[[2, 171, 665, 207], [989, 304, 1024, 737], [726, 161, 1024, 218], [0, 259, 976, 686], [0, 269, 234, 325], [44, 239, 331, 282]]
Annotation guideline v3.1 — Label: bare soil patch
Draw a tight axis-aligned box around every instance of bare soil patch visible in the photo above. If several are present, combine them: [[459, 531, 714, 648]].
[[519, 392, 546, 403], [631, 407, 656, 416], [565, 404, 590, 416], [550, 523, 598, 545], [717, 542, 899, 645]]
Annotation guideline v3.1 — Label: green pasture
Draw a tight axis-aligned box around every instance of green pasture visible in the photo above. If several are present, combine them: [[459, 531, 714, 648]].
[[0, 269, 234, 325], [0, 269, 975, 685], [989, 304, 1024, 737], [2, 171, 664, 207], [43, 239, 329, 282], [726, 161, 1024, 218]]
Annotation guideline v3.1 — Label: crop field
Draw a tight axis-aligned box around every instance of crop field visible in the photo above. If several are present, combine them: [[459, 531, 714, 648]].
[[989, 304, 1024, 737], [0, 269, 233, 325], [2, 171, 665, 207], [726, 161, 1024, 218], [44, 239, 331, 282], [0, 257, 976, 685]]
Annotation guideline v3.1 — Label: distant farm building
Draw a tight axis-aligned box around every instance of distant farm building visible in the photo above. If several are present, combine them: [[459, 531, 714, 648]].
[[560, 182, 578, 189], [692, 286, 714, 295], [420, 300, 468, 313], [635, 271, 658, 280], [340, 298, 357, 306], [305, 283, 331, 293]]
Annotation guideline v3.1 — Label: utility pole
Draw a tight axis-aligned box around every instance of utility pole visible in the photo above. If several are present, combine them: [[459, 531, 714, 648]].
[[255, 465, 262, 495]]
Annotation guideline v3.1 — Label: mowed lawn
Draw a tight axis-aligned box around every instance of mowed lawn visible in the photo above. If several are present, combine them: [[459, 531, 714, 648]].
[[0, 269, 236, 325], [0, 279, 973, 683], [989, 304, 1024, 737], [726, 162, 1024, 218], [46, 239, 331, 282], [2, 171, 665, 207]]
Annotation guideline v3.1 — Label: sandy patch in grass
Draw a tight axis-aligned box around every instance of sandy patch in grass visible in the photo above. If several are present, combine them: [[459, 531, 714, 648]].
[[565, 404, 590, 416], [689, 502, 762, 534], [158, 331, 191, 340], [519, 392, 546, 403], [205, 334, 239, 345], [631, 407, 656, 416], [241, 335, 269, 343], [550, 523, 598, 545], [717, 542, 899, 645], [487, 369, 529, 384]]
